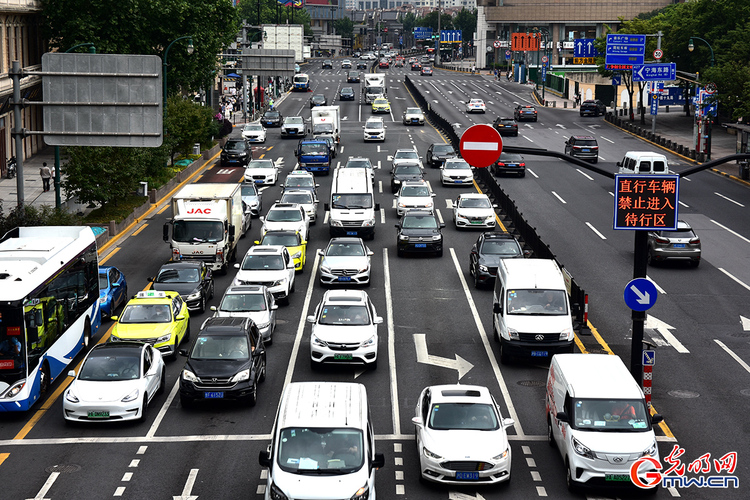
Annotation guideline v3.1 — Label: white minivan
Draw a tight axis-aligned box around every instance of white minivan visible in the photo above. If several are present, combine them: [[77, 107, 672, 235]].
[[617, 151, 669, 174], [546, 354, 663, 492], [259, 382, 385, 500]]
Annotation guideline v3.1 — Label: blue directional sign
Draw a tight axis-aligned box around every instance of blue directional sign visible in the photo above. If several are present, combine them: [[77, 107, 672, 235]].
[[624, 278, 658, 312], [414, 27, 432, 40], [573, 39, 600, 58], [607, 34, 646, 45], [440, 30, 462, 44], [649, 86, 685, 106], [542, 65, 547, 80], [650, 96, 659, 115], [612, 75, 621, 86], [642, 350, 656, 366], [605, 34, 645, 67], [632, 63, 677, 82]]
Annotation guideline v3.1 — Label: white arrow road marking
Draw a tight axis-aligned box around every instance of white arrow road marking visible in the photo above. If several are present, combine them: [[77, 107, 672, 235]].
[[630, 284, 650, 304], [173, 469, 200, 500], [556, 123, 567, 129], [741, 316, 750, 331], [645, 315, 689, 353], [27, 472, 59, 500], [463, 141, 498, 151], [413, 334, 474, 380], [523, 135, 534, 143], [449, 492, 486, 500], [523, 124, 534, 128]]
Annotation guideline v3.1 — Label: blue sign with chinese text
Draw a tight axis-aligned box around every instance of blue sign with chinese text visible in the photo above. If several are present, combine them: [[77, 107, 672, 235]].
[[573, 39, 600, 58], [605, 34, 645, 66], [632, 63, 677, 82]]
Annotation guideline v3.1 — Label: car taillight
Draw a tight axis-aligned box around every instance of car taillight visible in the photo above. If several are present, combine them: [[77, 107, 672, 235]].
[[497, 162, 506, 167], [690, 237, 700, 244], [519, 163, 526, 167], [655, 236, 670, 244]]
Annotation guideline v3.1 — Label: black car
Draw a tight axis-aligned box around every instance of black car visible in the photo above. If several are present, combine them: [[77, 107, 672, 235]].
[[420, 66, 433, 76], [356, 60, 368, 70], [580, 99, 607, 117], [262, 110, 283, 127], [347, 70, 360, 83], [340, 87, 355, 101], [426, 143, 458, 168], [564, 135, 599, 163], [493, 117, 518, 137], [310, 94, 327, 108], [179, 317, 266, 407], [220, 138, 252, 167], [514, 105, 538, 122], [411, 62, 422, 71], [492, 152, 526, 177], [150, 261, 215, 313], [322, 59, 333, 69], [390, 162, 424, 193], [469, 232, 526, 288], [395, 210, 444, 257]]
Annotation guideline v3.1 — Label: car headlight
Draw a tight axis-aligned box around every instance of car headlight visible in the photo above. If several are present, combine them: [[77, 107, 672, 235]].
[[393, 179, 402, 185], [397, 202, 406, 208], [349, 484, 369, 500], [331, 219, 343, 227], [492, 448, 510, 461], [271, 279, 284, 287], [399, 234, 409, 241], [312, 334, 327, 347], [572, 436, 596, 459], [256, 320, 271, 330], [358, 267, 369, 274], [230, 369, 250, 383], [479, 265, 489, 272], [99, 297, 107, 304], [187, 290, 201, 301], [423, 447, 442, 460], [432, 235, 442, 241], [643, 440, 658, 457], [269, 482, 289, 500], [485, 215, 495, 222], [156, 333, 172, 344], [559, 327, 573, 341], [3, 380, 26, 399], [299, 162, 306, 167], [320, 265, 332, 274], [508, 328, 519, 340], [182, 369, 199, 382], [363, 219, 375, 227], [65, 388, 79, 403], [291, 251, 302, 259], [122, 388, 139, 403], [360, 336, 376, 347]]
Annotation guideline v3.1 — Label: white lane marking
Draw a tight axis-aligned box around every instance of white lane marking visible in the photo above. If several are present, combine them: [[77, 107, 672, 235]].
[[601, 136, 615, 143], [576, 169, 594, 180], [551, 191, 567, 204], [147, 376, 179, 438], [531, 471, 542, 481], [679, 200, 689, 208], [380, 207, 386, 224], [714, 340, 750, 375], [526, 457, 537, 467], [446, 199, 454, 209], [435, 208, 444, 224], [383, 250, 400, 436], [711, 220, 750, 244], [448, 248, 525, 438], [523, 135, 534, 143], [178, 469, 200, 499], [646, 275, 667, 294], [114, 486, 126, 497], [718, 267, 750, 291], [378, 180, 383, 193], [137, 446, 147, 454], [536, 486, 548, 497], [28, 472, 59, 500], [122, 472, 133, 481], [324, 210, 329, 224], [340, 146, 344, 154], [714, 192, 745, 207], [585, 222, 607, 239], [129, 459, 140, 467], [527, 168, 539, 178]]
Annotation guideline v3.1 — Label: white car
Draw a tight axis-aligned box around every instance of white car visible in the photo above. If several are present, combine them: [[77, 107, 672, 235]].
[[412, 384, 514, 485], [317, 237, 374, 286], [63, 342, 165, 423], [233, 245, 296, 305], [391, 148, 423, 169], [440, 158, 474, 186], [244, 159, 279, 185], [403, 107, 425, 125], [342, 156, 376, 184], [308, 289, 383, 369], [395, 180, 435, 216], [452, 193, 497, 229], [242, 123, 267, 143], [260, 203, 310, 241], [279, 189, 318, 224], [280, 116, 306, 138], [210, 285, 278, 343], [466, 98, 487, 113], [363, 117, 386, 142]]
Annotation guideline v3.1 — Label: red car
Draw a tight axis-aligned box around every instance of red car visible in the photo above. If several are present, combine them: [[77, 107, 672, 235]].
[[379, 59, 390, 68]]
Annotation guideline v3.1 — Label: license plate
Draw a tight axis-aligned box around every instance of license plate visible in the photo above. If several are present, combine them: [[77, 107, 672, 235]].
[[471, 221, 482, 224], [370, 136, 378, 138], [606, 474, 631, 482], [334, 353, 353, 360], [672, 243, 686, 248], [346, 231, 358, 236], [254, 180, 263, 184], [582, 149, 590, 152], [266, 122, 273, 125], [338, 276, 352, 281], [531, 350, 549, 357], [205, 392, 224, 399], [455, 472, 479, 480], [88, 411, 109, 418], [454, 180, 462, 183], [415, 243, 427, 248]]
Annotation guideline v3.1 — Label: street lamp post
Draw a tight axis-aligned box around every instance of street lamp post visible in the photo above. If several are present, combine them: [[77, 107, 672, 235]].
[[688, 36, 715, 160], [163, 36, 194, 131]]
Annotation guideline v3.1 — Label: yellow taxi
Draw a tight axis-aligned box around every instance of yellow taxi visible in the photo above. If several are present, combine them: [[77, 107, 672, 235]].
[[255, 230, 307, 272], [111, 290, 190, 359], [371, 96, 391, 114]]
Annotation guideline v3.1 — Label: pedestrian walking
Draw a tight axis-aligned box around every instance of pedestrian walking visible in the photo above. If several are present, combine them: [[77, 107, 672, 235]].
[[39, 162, 51, 192]]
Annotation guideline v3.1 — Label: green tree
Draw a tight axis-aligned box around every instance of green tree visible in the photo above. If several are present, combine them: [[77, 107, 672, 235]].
[[402, 12, 418, 35], [237, 3, 312, 37], [164, 97, 219, 164], [334, 17, 354, 39], [420, 12, 454, 32]]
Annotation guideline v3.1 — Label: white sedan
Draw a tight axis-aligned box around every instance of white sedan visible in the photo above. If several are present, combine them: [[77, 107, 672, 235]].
[[465, 99, 487, 113], [453, 193, 497, 229], [440, 158, 474, 186], [63, 342, 165, 423], [242, 123, 267, 143], [244, 159, 279, 185], [413, 384, 514, 485]]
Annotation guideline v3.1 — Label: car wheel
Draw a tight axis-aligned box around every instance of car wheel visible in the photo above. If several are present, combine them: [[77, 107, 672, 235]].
[[566, 459, 579, 493], [139, 394, 148, 422], [370, 358, 378, 370], [39, 363, 50, 395], [209, 281, 215, 299], [281, 294, 290, 306], [547, 416, 556, 447], [290, 278, 296, 294], [259, 356, 267, 382], [310, 358, 321, 371], [592, 158, 598, 164], [519, 171, 526, 178], [499, 340, 511, 364], [646, 251, 654, 266], [198, 295, 206, 314], [247, 378, 258, 407]]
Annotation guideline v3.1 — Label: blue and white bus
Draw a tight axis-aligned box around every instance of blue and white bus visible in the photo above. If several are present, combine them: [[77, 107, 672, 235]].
[[293, 73, 310, 92], [0, 226, 101, 412]]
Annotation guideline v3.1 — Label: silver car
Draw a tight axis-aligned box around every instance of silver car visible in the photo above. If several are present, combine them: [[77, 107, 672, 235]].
[[240, 182, 262, 217], [402, 107, 425, 125], [210, 285, 278, 343], [317, 237, 374, 286], [647, 220, 701, 267], [279, 189, 318, 224], [280, 116, 306, 138]]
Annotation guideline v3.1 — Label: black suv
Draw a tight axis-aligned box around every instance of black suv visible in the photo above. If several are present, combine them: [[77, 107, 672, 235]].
[[347, 70, 360, 83], [469, 232, 527, 288], [322, 59, 333, 69], [514, 105, 537, 122], [564, 135, 599, 163], [220, 138, 252, 167], [339, 87, 355, 101], [493, 117, 518, 137], [391, 162, 424, 193], [395, 210, 445, 257], [179, 317, 266, 407], [261, 110, 283, 127], [579, 99, 607, 117], [425, 143, 457, 168], [492, 152, 526, 177], [150, 261, 214, 313]]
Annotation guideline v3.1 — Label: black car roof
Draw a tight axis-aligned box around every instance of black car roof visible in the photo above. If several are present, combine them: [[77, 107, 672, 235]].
[[200, 316, 253, 334], [159, 261, 203, 270]]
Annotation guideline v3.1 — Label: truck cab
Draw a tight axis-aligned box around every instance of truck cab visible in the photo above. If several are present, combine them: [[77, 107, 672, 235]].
[[295, 139, 331, 175]]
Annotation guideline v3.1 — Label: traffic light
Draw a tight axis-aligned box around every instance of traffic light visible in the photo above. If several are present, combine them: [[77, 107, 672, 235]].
[[384, 28, 388, 33]]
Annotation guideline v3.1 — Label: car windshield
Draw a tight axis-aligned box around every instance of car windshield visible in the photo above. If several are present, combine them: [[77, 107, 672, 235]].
[[346, 159, 370, 168], [402, 215, 437, 229], [119, 304, 171, 324], [241, 254, 284, 271], [191, 335, 250, 360], [266, 209, 302, 223], [395, 151, 419, 160], [247, 160, 274, 170], [277, 428, 365, 474], [172, 220, 224, 243], [481, 240, 521, 256], [300, 143, 328, 155], [326, 242, 365, 256], [281, 193, 313, 205], [459, 197, 491, 208], [572, 398, 650, 432], [286, 176, 314, 188], [405, 108, 421, 115], [428, 403, 499, 431], [401, 186, 430, 197], [245, 124, 263, 132], [219, 293, 266, 312], [331, 194, 373, 209], [313, 95, 325, 101], [319, 305, 370, 325], [342, 88, 353, 93], [395, 165, 422, 175], [78, 348, 141, 381], [285, 117, 304, 125], [506, 289, 568, 315], [264, 111, 280, 118], [98, 274, 109, 289], [241, 184, 258, 197], [156, 267, 200, 283], [374, 99, 388, 105], [225, 141, 246, 152], [262, 233, 301, 246], [365, 121, 383, 130], [433, 145, 455, 154], [445, 161, 470, 170]]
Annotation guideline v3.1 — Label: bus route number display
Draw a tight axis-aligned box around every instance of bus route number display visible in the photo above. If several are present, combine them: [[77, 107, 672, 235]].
[[614, 174, 679, 231]]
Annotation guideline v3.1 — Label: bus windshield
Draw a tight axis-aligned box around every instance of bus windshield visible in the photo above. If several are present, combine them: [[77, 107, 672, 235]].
[[294, 75, 309, 84], [0, 306, 27, 381]]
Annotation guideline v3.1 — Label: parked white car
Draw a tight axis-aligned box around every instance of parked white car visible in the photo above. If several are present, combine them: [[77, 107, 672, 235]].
[[244, 159, 279, 185], [453, 193, 497, 229], [233, 245, 296, 305], [465, 98, 487, 113], [440, 158, 474, 186], [242, 123, 267, 143]]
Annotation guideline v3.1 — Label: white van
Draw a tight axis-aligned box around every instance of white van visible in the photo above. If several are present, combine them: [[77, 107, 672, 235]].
[[617, 151, 668, 174], [546, 354, 663, 492], [326, 168, 379, 239], [492, 259, 575, 364], [259, 382, 385, 500]]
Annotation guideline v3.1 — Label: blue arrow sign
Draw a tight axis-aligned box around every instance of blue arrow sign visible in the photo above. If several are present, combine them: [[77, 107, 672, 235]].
[[632, 63, 677, 82], [607, 34, 646, 45], [440, 30, 462, 44], [573, 39, 600, 58], [612, 75, 622, 86], [642, 350, 656, 366], [624, 278, 658, 311]]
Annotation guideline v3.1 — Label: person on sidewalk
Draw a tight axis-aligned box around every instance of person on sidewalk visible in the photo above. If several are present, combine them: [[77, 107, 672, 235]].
[[40, 162, 51, 192]]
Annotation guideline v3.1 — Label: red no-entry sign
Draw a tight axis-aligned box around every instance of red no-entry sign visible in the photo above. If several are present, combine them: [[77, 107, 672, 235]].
[[459, 124, 503, 168]]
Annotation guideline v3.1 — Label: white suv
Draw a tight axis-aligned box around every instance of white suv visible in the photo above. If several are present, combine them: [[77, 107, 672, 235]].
[[260, 203, 310, 240], [452, 193, 497, 229], [308, 290, 383, 369], [279, 190, 318, 224], [363, 117, 386, 142], [395, 180, 435, 216], [440, 158, 474, 186], [233, 246, 296, 305]]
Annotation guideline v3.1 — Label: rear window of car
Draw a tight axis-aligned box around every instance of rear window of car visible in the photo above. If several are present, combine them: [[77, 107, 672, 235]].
[[575, 139, 598, 146]]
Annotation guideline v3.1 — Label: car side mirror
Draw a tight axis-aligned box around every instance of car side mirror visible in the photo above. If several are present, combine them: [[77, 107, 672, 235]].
[[372, 453, 385, 469], [493, 303, 503, 315], [616, 161, 622, 167], [111, 316, 119, 321], [258, 449, 271, 468], [209, 306, 217, 312], [439, 222, 445, 228], [502, 418, 515, 429], [179, 349, 189, 357], [176, 314, 186, 321], [556, 411, 570, 424], [367, 250, 374, 256], [651, 413, 664, 425], [374, 316, 384, 324], [68, 369, 76, 378], [234, 263, 240, 269], [307, 315, 316, 323]]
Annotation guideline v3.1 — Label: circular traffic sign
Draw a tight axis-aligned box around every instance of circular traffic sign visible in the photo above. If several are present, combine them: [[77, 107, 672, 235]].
[[493, 40, 501, 49], [459, 124, 503, 168], [705, 82, 717, 94], [623, 278, 658, 312], [653, 49, 663, 60], [505, 50, 511, 56], [542, 55, 549, 63]]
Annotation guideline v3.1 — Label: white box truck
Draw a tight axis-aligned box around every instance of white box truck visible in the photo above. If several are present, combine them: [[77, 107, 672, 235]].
[[311, 105, 341, 144], [364, 74, 386, 104], [163, 183, 249, 274]]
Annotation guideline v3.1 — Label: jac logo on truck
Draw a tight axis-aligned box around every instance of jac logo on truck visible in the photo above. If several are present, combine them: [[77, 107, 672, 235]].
[[187, 208, 212, 214]]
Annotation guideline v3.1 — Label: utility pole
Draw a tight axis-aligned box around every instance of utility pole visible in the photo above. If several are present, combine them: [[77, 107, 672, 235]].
[[436, 0, 441, 65], [651, 31, 662, 136]]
